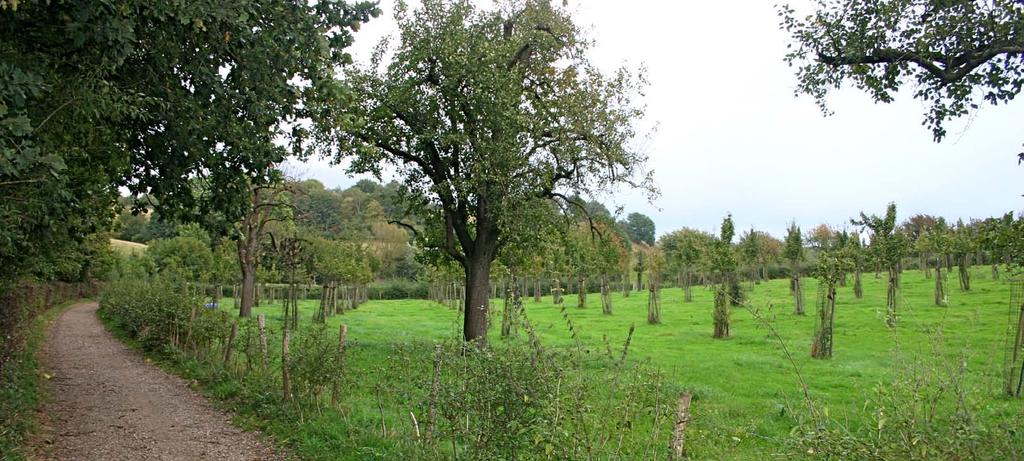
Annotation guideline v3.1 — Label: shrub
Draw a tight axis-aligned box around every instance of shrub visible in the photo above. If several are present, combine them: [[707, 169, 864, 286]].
[[787, 341, 1023, 460], [99, 278, 222, 352], [369, 280, 429, 300]]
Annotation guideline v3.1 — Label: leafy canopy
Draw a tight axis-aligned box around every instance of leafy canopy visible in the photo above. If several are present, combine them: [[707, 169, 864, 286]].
[[325, 0, 653, 269], [780, 0, 1024, 142]]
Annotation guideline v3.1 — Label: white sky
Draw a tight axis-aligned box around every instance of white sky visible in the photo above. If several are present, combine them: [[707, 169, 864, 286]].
[[289, 0, 1024, 239]]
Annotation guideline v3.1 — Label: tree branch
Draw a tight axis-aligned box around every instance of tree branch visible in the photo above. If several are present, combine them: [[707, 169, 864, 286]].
[[819, 41, 1024, 84]]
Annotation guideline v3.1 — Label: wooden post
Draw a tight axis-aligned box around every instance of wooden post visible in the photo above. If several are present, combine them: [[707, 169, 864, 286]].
[[331, 324, 349, 407], [428, 344, 442, 440], [223, 322, 238, 366], [282, 329, 291, 400], [257, 314, 268, 372], [669, 393, 693, 460]]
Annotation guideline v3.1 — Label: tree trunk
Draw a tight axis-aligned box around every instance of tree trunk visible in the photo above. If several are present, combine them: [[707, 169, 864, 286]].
[[601, 276, 612, 315], [501, 274, 519, 338], [853, 269, 863, 299], [712, 285, 729, 338], [934, 265, 946, 306], [577, 275, 587, 308], [463, 255, 493, 344], [792, 276, 805, 315], [622, 272, 630, 297], [239, 258, 257, 318], [957, 256, 971, 291], [647, 273, 661, 324], [886, 267, 899, 327], [683, 271, 693, 303], [534, 277, 541, 303], [552, 277, 563, 305], [811, 283, 835, 359]]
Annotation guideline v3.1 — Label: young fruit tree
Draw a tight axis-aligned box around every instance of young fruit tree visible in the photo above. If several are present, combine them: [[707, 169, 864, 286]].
[[645, 246, 666, 325], [811, 248, 852, 359], [924, 219, 952, 307], [660, 228, 714, 303], [784, 222, 806, 315], [849, 231, 865, 299], [952, 219, 975, 292], [326, 0, 652, 343], [738, 228, 763, 285], [852, 203, 908, 327], [708, 215, 738, 338], [589, 220, 630, 315]]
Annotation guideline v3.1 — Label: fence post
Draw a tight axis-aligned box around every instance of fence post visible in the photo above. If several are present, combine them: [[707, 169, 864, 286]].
[[669, 393, 693, 460], [257, 314, 268, 372], [223, 322, 238, 366], [282, 329, 291, 400], [331, 324, 348, 407]]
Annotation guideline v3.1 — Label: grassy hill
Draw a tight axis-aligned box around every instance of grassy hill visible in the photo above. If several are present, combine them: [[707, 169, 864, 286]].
[[109, 238, 147, 256]]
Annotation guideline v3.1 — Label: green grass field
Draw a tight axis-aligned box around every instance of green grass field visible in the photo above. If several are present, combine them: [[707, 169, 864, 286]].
[[207, 267, 1022, 459]]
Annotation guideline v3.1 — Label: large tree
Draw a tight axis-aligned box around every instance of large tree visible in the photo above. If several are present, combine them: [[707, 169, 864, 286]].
[[329, 0, 652, 343], [621, 212, 656, 246], [780, 0, 1024, 146]]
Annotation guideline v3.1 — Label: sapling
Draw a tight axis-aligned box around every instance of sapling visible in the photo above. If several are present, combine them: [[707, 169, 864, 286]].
[[784, 222, 806, 315]]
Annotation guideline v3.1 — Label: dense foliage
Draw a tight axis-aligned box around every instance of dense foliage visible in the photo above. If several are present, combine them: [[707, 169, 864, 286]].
[[781, 0, 1024, 143], [0, 0, 377, 285]]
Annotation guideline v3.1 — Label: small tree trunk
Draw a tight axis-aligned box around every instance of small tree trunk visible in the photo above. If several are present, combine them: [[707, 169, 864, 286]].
[[500, 275, 520, 338], [331, 324, 348, 407], [683, 271, 693, 303], [223, 323, 238, 366], [853, 269, 863, 299], [811, 283, 836, 359], [534, 277, 541, 303], [792, 276, 805, 315], [958, 256, 971, 291], [577, 275, 587, 308], [601, 276, 613, 315], [713, 284, 729, 338], [647, 273, 661, 324], [622, 272, 630, 297], [552, 277, 563, 305], [934, 265, 946, 306], [886, 267, 899, 327]]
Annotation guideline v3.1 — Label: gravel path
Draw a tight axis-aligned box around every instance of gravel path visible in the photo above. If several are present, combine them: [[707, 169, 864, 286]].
[[31, 302, 285, 461]]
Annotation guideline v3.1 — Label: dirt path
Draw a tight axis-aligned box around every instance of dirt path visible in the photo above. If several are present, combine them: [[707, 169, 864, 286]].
[[30, 302, 285, 461]]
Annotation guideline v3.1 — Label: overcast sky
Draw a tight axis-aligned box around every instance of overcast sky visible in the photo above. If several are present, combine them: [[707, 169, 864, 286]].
[[288, 0, 1024, 239]]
